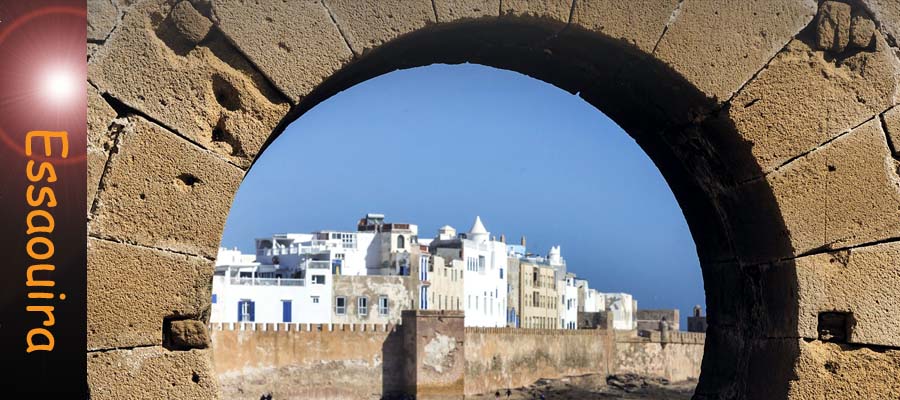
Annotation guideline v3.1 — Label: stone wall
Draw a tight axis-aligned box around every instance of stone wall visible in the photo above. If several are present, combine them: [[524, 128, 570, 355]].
[[210, 323, 705, 399], [615, 331, 706, 382], [210, 322, 401, 400], [464, 328, 615, 396]]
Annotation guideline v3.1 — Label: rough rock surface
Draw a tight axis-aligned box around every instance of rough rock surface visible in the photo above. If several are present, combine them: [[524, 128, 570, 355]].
[[88, 347, 217, 400], [816, 1, 852, 52], [89, 0, 290, 168], [89, 115, 243, 259], [212, 0, 353, 102], [168, 320, 211, 350], [87, 238, 212, 350]]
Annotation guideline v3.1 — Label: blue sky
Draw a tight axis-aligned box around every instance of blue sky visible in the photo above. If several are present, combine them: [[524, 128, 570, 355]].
[[220, 63, 704, 327]]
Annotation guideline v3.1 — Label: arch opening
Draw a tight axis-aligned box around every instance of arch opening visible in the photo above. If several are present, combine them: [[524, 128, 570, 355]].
[[219, 18, 798, 399]]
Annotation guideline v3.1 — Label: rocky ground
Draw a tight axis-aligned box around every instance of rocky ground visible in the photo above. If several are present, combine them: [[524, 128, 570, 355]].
[[467, 374, 697, 400]]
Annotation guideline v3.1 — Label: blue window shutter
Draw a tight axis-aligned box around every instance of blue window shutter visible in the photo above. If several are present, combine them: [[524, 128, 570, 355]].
[[249, 301, 256, 322], [282, 301, 292, 323], [237, 301, 243, 321], [212, 294, 217, 304]]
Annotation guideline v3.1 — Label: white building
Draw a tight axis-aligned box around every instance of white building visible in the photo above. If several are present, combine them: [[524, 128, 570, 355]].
[[430, 217, 508, 327], [562, 273, 579, 329], [603, 292, 637, 330], [211, 247, 333, 324]]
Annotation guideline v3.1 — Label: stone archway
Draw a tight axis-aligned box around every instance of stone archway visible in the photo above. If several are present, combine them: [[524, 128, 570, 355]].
[[85, 0, 900, 398]]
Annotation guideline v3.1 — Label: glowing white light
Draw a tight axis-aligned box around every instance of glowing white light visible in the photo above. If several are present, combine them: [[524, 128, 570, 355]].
[[41, 67, 77, 105]]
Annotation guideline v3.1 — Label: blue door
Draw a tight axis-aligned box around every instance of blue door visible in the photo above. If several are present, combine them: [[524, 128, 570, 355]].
[[282, 300, 292, 322]]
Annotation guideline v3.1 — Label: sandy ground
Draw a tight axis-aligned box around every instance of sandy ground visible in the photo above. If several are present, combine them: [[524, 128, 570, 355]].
[[466, 374, 697, 400]]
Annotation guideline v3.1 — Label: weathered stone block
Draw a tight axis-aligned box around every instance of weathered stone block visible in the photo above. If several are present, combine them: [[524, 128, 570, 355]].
[[212, 0, 353, 102], [736, 118, 900, 259], [816, 1, 852, 52], [788, 242, 900, 347], [89, 0, 289, 167], [87, 86, 119, 211], [88, 0, 120, 41], [167, 320, 211, 350], [500, 0, 570, 24], [728, 33, 899, 180], [89, 116, 243, 259], [570, 0, 678, 54], [654, 0, 817, 102], [87, 238, 212, 350], [88, 347, 217, 400], [790, 340, 900, 398], [323, 0, 435, 56], [170, 0, 212, 45], [850, 15, 876, 49], [434, 0, 499, 22]]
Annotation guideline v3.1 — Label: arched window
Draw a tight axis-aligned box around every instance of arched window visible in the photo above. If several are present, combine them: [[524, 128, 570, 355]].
[[397, 235, 405, 249]]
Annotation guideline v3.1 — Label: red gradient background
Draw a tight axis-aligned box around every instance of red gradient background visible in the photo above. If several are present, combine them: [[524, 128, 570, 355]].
[[0, 0, 87, 395]]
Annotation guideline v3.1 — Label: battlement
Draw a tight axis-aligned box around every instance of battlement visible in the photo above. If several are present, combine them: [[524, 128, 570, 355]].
[[208, 322, 399, 333], [464, 327, 609, 336]]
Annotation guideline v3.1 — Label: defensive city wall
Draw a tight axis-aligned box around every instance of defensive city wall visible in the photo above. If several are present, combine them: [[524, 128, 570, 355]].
[[209, 311, 704, 399]]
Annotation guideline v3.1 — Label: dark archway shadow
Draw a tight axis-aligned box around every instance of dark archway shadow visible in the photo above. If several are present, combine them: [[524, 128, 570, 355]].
[[250, 17, 803, 400]]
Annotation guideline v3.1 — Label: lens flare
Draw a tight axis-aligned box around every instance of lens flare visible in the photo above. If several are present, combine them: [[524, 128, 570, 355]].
[[40, 66, 77, 106]]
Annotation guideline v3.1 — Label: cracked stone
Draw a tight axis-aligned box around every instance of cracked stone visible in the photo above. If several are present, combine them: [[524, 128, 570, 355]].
[[88, 0, 120, 41], [734, 118, 900, 259], [816, 1, 852, 53], [654, 0, 818, 102], [883, 106, 900, 157], [727, 32, 900, 181]]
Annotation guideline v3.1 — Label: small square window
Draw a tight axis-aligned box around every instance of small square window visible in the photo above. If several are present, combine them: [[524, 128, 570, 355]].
[[312, 275, 325, 285], [312, 296, 320, 304]]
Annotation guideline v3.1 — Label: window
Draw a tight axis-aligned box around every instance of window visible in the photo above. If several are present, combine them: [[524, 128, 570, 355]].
[[397, 235, 405, 249], [312, 296, 320, 304], [211, 294, 217, 304], [238, 300, 254, 322], [379, 296, 389, 316], [499, 268, 504, 279], [478, 255, 485, 271], [335, 253, 345, 259], [335, 296, 346, 315], [312, 275, 325, 285], [358, 297, 368, 315]]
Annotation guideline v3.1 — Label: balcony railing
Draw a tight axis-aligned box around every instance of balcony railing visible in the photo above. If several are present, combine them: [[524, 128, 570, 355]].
[[230, 277, 305, 286]]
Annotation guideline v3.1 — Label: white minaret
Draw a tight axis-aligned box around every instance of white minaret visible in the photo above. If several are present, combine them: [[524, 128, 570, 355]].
[[468, 216, 490, 243], [548, 245, 562, 266]]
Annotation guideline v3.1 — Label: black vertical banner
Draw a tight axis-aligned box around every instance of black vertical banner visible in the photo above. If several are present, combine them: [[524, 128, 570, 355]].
[[0, 0, 88, 396]]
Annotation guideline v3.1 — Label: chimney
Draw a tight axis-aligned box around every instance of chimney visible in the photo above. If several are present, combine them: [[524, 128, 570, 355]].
[[521, 236, 526, 247], [500, 234, 506, 243]]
